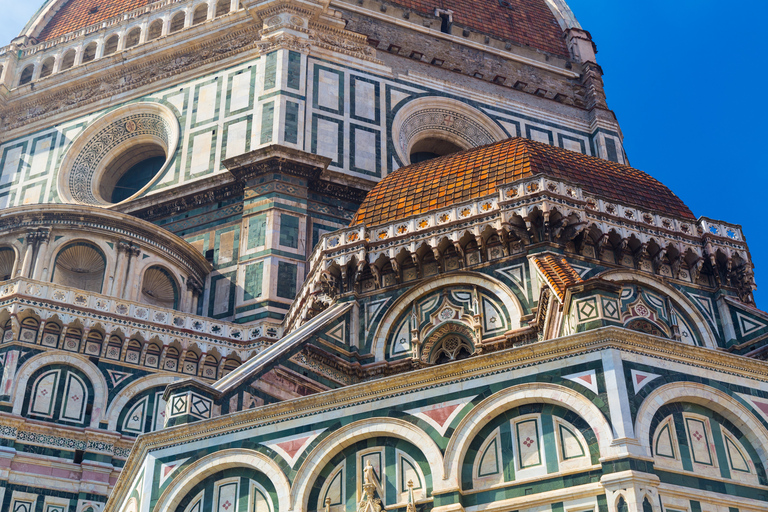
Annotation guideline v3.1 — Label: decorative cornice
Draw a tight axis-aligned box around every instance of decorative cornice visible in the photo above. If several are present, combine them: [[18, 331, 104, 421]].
[[0, 24, 261, 133]]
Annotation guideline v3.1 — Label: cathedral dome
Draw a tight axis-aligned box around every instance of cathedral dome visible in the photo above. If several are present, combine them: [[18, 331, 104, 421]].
[[26, 0, 158, 41], [351, 137, 694, 227], [388, 0, 574, 57]]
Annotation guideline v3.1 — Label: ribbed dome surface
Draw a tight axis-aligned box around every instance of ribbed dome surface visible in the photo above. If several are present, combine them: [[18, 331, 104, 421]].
[[352, 137, 694, 227], [389, 0, 569, 57], [37, 0, 158, 41]]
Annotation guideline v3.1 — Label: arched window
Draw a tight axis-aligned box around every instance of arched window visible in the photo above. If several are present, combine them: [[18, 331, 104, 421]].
[[18, 317, 39, 344], [39, 57, 55, 79], [62, 326, 82, 352], [164, 347, 180, 371], [84, 330, 104, 357], [40, 322, 61, 348], [215, 0, 230, 17], [147, 19, 163, 41], [103, 34, 119, 56], [0, 247, 16, 280], [82, 42, 97, 63], [24, 365, 93, 426], [222, 358, 240, 376], [125, 27, 141, 49], [105, 335, 123, 360], [431, 334, 473, 364], [125, 339, 143, 364], [169, 12, 186, 34], [140, 266, 179, 310], [60, 49, 76, 71], [145, 343, 161, 368], [202, 354, 218, 379], [18, 64, 34, 85], [182, 351, 199, 375], [118, 386, 167, 436], [192, 4, 209, 25], [51, 242, 106, 293]]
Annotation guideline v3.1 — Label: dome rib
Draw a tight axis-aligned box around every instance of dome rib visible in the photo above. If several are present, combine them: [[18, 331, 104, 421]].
[[351, 137, 695, 227]]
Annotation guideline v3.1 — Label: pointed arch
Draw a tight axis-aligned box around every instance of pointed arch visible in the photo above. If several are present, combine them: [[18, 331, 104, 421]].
[[11, 352, 107, 427], [635, 382, 768, 472], [292, 418, 448, 511], [105, 373, 181, 430], [370, 271, 523, 361], [596, 269, 717, 348], [152, 448, 291, 512], [444, 383, 616, 486]]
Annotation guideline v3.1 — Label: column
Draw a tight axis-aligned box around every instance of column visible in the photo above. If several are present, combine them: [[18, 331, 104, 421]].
[[109, 241, 129, 296], [31, 229, 51, 281], [19, 231, 36, 278], [122, 245, 141, 301]]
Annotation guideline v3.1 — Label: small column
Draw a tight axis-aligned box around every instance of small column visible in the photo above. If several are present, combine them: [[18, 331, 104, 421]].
[[79, 328, 91, 353], [122, 245, 142, 301], [31, 229, 51, 281], [0, 349, 20, 398], [109, 241, 130, 296], [57, 327, 69, 349], [19, 231, 36, 278], [185, 278, 202, 314], [35, 320, 46, 345]]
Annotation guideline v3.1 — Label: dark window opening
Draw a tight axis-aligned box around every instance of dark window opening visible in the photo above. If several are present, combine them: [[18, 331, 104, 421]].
[[439, 13, 452, 34], [410, 138, 463, 164], [110, 155, 165, 203]]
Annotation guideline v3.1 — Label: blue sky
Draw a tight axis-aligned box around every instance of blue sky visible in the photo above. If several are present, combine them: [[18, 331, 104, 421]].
[[2, 1, 767, 304]]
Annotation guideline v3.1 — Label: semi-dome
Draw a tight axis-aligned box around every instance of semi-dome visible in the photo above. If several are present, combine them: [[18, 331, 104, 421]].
[[352, 137, 695, 227]]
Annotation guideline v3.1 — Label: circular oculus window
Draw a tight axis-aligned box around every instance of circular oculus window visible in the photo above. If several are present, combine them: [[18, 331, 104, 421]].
[[58, 103, 180, 206]]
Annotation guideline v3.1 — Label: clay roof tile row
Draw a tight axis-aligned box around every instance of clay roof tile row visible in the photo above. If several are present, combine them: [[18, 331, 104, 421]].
[[37, 0, 158, 41], [388, 0, 569, 57], [352, 137, 695, 227], [533, 254, 583, 302]]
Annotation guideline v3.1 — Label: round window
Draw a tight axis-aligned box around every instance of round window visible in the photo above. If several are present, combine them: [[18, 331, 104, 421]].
[[58, 103, 180, 206]]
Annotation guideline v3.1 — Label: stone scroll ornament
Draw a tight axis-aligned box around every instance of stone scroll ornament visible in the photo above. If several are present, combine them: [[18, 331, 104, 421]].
[[398, 108, 497, 157]]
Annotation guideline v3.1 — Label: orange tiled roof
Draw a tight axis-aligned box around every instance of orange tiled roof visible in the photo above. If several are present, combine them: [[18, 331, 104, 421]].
[[389, 0, 569, 57], [351, 137, 695, 227], [533, 254, 582, 302], [37, 0, 159, 41]]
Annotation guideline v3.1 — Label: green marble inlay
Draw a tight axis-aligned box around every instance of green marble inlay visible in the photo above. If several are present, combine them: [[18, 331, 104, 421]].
[[264, 51, 277, 89], [260, 102, 275, 144], [247, 214, 267, 249], [244, 261, 264, 301], [279, 213, 299, 249], [287, 51, 302, 90], [276, 261, 297, 299], [284, 101, 300, 144]]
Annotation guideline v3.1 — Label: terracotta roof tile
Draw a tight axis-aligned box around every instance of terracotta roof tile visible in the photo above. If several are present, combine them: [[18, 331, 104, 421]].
[[37, 0, 159, 41], [533, 255, 582, 302], [388, 0, 569, 57], [352, 137, 695, 227]]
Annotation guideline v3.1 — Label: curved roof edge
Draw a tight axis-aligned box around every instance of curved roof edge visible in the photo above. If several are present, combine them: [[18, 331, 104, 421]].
[[544, 0, 582, 30], [18, 0, 67, 40]]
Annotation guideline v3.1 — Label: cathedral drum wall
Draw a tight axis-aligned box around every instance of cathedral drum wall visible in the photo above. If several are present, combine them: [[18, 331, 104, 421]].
[[107, 331, 768, 512], [0, 1, 763, 512]]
